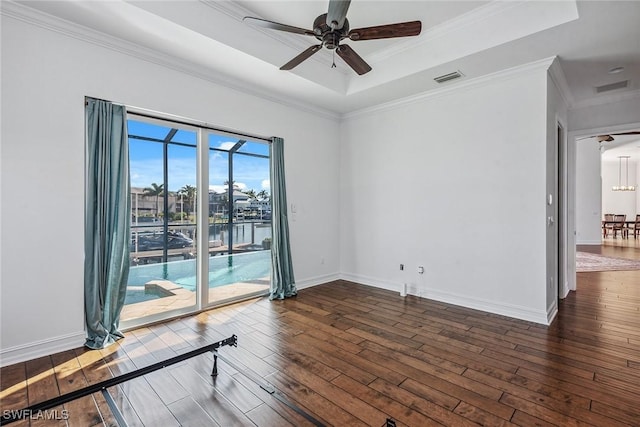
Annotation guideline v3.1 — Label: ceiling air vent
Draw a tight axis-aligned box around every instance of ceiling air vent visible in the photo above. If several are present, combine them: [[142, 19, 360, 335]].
[[434, 71, 463, 84], [595, 80, 628, 93]]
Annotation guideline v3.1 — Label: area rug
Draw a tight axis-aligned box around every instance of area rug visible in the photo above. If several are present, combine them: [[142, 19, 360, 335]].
[[576, 251, 640, 272]]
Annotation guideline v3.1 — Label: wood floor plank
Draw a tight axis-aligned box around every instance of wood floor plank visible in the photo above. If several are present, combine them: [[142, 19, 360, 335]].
[[166, 396, 221, 427], [168, 363, 254, 427], [118, 377, 180, 426], [228, 369, 323, 427], [264, 354, 389, 426], [265, 370, 368, 426], [515, 365, 640, 409], [356, 346, 515, 420], [275, 329, 405, 385], [330, 373, 444, 426], [50, 351, 104, 427], [589, 400, 640, 426], [501, 391, 631, 427], [0, 362, 28, 412], [245, 403, 298, 427]]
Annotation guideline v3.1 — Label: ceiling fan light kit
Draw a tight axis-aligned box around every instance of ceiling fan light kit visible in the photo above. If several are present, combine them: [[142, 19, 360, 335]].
[[243, 0, 422, 75]]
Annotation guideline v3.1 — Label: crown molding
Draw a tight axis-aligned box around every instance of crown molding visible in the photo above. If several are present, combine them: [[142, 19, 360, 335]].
[[344, 56, 556, 119], [1, 1, 340, 121]]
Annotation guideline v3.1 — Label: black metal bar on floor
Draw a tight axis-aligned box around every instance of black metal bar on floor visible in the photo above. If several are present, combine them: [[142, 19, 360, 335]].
[[0, 335, 238, 426], [101, 388, 129, 427]]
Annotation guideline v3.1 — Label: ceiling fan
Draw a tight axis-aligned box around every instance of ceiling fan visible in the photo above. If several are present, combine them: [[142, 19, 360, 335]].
[[243, 0, 422, 75]]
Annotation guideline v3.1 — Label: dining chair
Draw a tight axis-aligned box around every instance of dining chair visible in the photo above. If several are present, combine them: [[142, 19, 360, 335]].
[[630, 214, 640, 239], [603, 213, 615, 238], [612, 214, 626, 238]]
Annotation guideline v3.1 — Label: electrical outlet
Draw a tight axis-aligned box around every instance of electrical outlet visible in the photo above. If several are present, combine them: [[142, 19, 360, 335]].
[[418, 266, 424, 274], [400, 264, 404, 271]]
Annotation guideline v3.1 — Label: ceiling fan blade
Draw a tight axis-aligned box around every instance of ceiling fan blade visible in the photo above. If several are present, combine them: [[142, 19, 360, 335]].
[[280, 45, 323, 70], [576, 131, 640, 142], [336, 44, 372, 75], [349, 20, 422, 40], [610, 131, 640, 136], [326, 0, 351, 30], [243, 17, 315, 36]]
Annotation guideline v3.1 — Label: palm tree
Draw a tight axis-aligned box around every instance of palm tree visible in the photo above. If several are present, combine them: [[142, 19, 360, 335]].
[[178, 184, 197, 217], [244, 189, 257, 201], [257, 190, 269, 201], [223, 180, 239, 192], [143, 183, 164, 218]]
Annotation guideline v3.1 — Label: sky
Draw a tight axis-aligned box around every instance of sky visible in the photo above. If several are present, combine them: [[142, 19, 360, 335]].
[[128, 120, 270, 195]]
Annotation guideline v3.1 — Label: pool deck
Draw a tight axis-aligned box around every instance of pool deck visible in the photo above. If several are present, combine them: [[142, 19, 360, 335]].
[[121, 279, 270, 321]]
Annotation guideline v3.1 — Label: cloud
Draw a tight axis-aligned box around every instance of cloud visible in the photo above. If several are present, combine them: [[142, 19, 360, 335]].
[[208, 182, 247, 194], [261, 179, 270, 190], [209, 185, 226, 193], [218, 141, 237, 150]]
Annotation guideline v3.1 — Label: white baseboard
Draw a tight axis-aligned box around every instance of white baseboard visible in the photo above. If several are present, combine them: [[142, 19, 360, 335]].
[[339, 273, 402, 294], [339, 272, 550, 325], [296, 273, 340, 290], [420, 287, 550, 325], [0, 331, 85, 367], [576, 240, 603, 245]]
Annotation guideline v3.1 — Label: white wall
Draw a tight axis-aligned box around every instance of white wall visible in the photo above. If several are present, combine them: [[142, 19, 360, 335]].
[[575, 140, 603, 244], [340, 65, 550, 324], [602, 159, 638, 219], [0, 14, 341, 365], [569, 97, 640, 132]]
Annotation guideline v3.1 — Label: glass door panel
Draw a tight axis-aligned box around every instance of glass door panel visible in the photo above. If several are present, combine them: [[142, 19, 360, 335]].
[[206, 133, 271, 305], [121, 119, 198, 327]]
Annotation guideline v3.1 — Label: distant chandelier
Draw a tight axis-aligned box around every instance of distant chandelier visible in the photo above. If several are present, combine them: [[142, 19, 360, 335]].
[[612, 156, 636, 191]]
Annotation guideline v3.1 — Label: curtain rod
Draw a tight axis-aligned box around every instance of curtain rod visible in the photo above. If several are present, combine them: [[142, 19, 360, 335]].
[[85, 96, 273, 143]]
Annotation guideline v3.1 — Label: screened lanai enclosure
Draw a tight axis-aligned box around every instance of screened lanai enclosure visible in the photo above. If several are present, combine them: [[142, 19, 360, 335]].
[[121, 114, 272, 327]]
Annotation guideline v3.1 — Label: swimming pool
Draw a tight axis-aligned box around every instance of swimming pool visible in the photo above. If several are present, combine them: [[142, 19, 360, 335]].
[[123, 286, 171, 305], [127, 250, 271, 292]]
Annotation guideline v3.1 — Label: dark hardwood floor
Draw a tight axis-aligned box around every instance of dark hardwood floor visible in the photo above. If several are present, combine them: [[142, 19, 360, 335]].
[[2, 242, 639, 426]]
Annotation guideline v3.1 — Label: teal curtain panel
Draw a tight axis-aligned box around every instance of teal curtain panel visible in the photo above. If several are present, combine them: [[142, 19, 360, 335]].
[[84, 98, 131, 349], [269, 137, 297, 299]]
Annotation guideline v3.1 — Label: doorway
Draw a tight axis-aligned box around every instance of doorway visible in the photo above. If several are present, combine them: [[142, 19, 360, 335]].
[[557, 122, 565, 299]]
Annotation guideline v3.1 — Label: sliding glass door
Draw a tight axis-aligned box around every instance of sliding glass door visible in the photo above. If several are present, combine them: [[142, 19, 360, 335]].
[[120, 115, 271, 328]]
